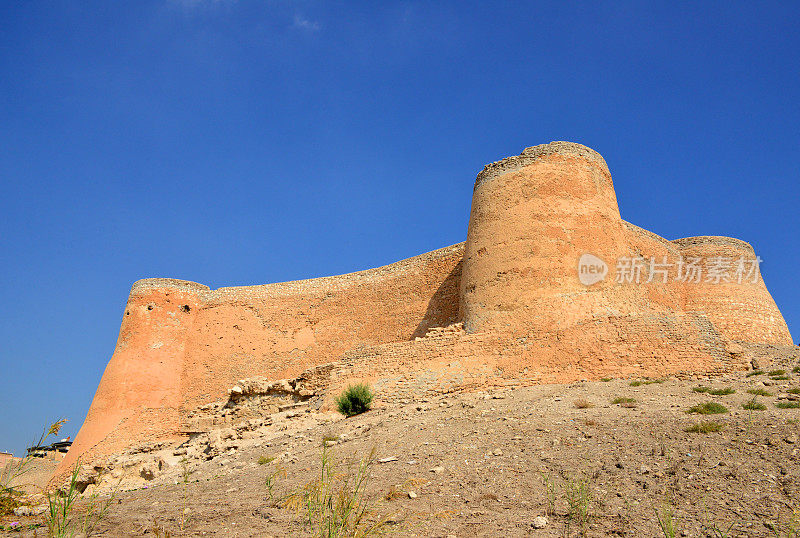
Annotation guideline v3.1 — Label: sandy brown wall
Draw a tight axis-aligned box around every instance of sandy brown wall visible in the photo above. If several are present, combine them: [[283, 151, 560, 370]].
[[57, 244, 464, 477], [56, 141, 795, 483]]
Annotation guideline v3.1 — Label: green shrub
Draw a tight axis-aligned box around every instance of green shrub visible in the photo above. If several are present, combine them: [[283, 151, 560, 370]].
[[685, 421, 724, 433], [793, 366, 800, 373], [695, 385, 737, 395], [746, 370, 764, 377], [771, 375, 790, 381], [709, 387, 735, 396], [336, 384, 374, 417], [769, 369, 787, 376], [631, 378, 664, 386], [0, 492, 24, 518], [600, 377, 613, 382], [742, 398, 766, 411], [611, 397, 637, 408], [787, 388, 800, 395], [776, 401, 800, 409], [747, 388, 773, 396], [686, 402, 728, 415], [257, 455, 275, 465]]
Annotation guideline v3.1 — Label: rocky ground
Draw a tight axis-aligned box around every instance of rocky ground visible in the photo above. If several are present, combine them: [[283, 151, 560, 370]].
[[3, 360, 800, 537]]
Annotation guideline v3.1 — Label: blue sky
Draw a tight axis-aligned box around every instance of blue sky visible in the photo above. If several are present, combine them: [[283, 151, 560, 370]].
[[1, 1, 798, 455]]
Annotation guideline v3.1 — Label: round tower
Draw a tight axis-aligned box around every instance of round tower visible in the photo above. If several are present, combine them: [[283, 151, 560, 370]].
[[673, 236, 793, 345], [55, 278, 208, 480], [459, 141, 628, 334]]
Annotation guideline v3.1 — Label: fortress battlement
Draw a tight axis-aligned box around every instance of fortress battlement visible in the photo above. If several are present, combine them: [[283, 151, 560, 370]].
[[56, 141, 794, 482]]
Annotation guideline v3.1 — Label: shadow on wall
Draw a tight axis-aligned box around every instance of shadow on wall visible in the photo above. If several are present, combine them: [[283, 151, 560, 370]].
[[411, 261, 462, 339]]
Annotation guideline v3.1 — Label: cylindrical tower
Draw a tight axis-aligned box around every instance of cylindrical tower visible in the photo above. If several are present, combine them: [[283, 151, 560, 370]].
[[55, 278, 208, 479], [673, 236, 793, 345], [459, 141, 629, 334]]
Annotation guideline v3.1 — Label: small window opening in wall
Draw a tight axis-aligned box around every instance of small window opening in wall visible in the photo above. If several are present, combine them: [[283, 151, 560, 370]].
[[126, 311, 130, 316], [180, 305, 191, 313], [147, 305, 154, 311]]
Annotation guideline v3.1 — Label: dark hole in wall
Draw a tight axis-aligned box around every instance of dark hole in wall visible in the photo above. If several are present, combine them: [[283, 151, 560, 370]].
[[147, 305, 153, 311], [180, 305, 191, 313]]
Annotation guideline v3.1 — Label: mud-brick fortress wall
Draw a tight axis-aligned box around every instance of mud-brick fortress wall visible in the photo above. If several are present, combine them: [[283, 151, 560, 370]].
[[58, 244, 464, 474], [459, 142, 791, 347], [459, 142, 631, 334], [58, 141, 795, 478], [673, 236, 792, 344]]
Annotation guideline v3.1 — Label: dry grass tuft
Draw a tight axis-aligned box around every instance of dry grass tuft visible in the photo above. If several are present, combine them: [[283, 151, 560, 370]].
[[686, 402, 728, 415], [611, 397, 636, 407], [742, 398, 766, 411], [685, 421, 724, 433]]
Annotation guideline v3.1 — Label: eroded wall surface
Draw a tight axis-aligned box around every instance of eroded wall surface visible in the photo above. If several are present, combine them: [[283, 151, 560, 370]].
[[57, 141, 794, 480], [58, 245, 464, 475]]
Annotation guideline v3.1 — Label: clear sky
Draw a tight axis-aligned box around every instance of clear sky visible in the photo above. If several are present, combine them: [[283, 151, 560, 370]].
[[1, 1, 798, 455]]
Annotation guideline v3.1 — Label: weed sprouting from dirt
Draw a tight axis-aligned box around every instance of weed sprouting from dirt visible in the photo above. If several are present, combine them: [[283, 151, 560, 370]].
[[265, 464, 287, 503], [747, 388, 773, 396], [610, 396, 638, 409], [600, 377, 613, 382], [742, 398, 766, 411], [787, 388, 800, 395], [574, 399, 594, 409], [322, 434, 340, 446], [655, 503, 679, 538], [46, 460, 117, 537], [562, 475, 593, 537], [693, 387, 734, 395], [150, 519, 172, 537], [709, 387, 735, 395], [1, 419, 67, 515], [701, 498, 738, 537], [686, 402, 728, 415], [779, 507, 800, 537], [776, 401, 800, 409], [282, 446, 394, 537], [769, 369, 790, 381], [258, 455, 276, 465], [336, 384, 374, 418], [685, 421, 724, 433], [631, 379, 664, 387], [178, 457, 193, 532], [539, 472, 557, 517], [746, 370, 764, 377]]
